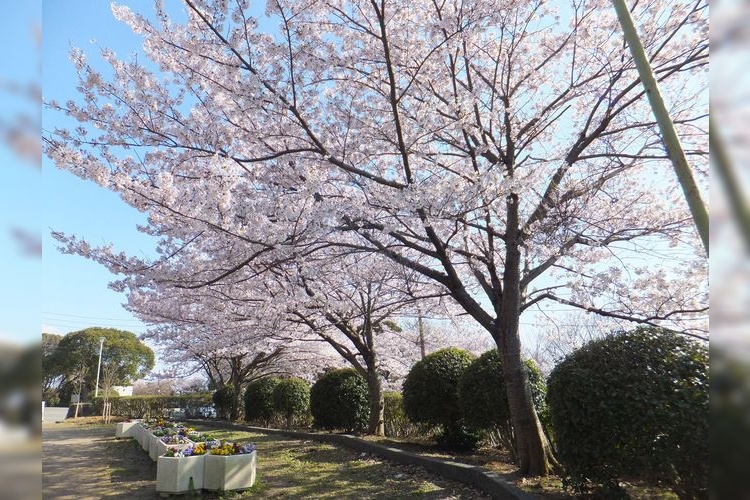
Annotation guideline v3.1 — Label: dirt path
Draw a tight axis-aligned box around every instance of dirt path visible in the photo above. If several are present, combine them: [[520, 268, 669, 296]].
[[42, 421, 157, 499]]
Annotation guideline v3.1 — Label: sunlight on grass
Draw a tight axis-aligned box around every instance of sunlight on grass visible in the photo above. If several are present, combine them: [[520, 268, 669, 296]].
[[192, 426, 487, 499]]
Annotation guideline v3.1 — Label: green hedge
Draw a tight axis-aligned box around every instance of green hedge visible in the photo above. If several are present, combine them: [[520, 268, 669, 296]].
[[213, 385, 235, 420], [244, 377, 281, 425], [547, 327, 708, 498], [91, 393, 213, 418], [402, 347, 480, 450], [310, 368, 369, 433], [273, 377, 310, 428], [457, 351, 550, 450]]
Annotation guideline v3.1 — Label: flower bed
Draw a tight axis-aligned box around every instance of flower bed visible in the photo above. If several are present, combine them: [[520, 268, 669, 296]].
[[152, 434, 193, 462], [114, 420, 257, 493]]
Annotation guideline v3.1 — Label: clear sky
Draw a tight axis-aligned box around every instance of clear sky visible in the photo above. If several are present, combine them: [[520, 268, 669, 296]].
[[42, 1, 162, 341], [1, 2, 41, 345]]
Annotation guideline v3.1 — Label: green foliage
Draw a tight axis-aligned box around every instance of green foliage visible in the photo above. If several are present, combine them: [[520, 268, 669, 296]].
[[436, 425, 484, 452], [402, 347, 479, 450], [383, 391, 414, 438], [92, 393, 212, 418], [457, 349, 508, 429], [525, 359, 550, 432], [44, 327, 154, 401], [43, 333, 64, 405], [310, 368, 369, 433], [547, 327, 708, 498], [212, 384, 235, 420], [244, 377, 281, 425], [272, 377, 310, 428], [402, 347, 475, 427], [457, 350, 550, 449], [711, 348, 750, 500]]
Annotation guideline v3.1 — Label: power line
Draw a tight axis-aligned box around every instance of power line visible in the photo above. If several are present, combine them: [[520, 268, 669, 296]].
[[42, 311, 145, 323]]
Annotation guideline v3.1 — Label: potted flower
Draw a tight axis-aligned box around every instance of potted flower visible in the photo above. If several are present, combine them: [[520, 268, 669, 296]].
[[203, 441, 257, 492], [156, 444, 207, 495], [153, 434, 193, 461]]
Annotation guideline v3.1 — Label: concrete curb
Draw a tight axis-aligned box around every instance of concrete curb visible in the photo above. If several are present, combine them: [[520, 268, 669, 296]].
[[185, 419, 535, 500]]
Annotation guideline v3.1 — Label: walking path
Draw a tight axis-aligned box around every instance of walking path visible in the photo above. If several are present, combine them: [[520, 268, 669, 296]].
[[42, 421, 157, 499]]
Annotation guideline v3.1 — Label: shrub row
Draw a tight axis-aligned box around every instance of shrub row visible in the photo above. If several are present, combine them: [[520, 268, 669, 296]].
[[91, 393, 212, 418], [243, 377, 311, 429], [402, 347, 548, 452], [244, 369, 414, 437]]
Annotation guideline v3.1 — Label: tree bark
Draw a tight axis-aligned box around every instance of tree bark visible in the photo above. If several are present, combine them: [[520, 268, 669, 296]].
[[496, 194, 558, 476], [366, 365, 385, 436]]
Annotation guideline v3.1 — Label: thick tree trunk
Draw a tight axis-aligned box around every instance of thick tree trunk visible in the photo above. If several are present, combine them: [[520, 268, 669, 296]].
[[496, 194, 558, 476], [366, 366, 385, 436]]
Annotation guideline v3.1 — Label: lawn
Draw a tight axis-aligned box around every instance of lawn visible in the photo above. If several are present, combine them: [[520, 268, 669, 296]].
[[186, 426, 489, 498]]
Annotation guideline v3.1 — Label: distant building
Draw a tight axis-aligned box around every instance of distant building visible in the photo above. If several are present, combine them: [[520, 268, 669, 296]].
[[110, 385, 133, 397]]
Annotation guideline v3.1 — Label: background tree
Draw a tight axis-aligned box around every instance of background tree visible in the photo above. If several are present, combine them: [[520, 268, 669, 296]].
[[48, 327, 154, 401], [42, 332, 64, 405], [46, 0, 708, 475]]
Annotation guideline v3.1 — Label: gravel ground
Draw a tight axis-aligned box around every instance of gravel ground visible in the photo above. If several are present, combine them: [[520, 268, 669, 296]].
[[42, 421, 157, 499]]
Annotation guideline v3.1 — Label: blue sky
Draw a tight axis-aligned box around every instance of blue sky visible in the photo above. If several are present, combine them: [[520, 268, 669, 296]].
[[42, 1, 162, 341], [1, 2, 41, 345]]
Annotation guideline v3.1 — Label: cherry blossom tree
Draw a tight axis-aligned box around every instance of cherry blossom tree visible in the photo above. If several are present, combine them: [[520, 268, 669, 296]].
[[45, 0, 708, 475], [263, 248, 453, 435]]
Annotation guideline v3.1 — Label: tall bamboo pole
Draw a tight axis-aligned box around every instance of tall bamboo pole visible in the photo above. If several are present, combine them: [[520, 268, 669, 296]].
[[611, 0, 709, 255]]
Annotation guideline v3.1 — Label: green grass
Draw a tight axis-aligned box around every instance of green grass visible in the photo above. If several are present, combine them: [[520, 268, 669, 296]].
[[192, 427, 488, 499]]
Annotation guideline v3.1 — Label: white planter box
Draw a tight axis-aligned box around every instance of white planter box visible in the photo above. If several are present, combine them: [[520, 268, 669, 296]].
[[137, 425, 151, 450], [203, 452, 257, 492], [134, 424, 146, 447], [156, 455, 205, 494], [155, 439, 193, 461], [115, 421, 140, 438], [148, 433, 167, 461]]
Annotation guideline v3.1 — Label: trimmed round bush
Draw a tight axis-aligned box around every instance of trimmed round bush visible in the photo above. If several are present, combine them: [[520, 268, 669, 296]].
[[547, 327, 708, 498], [244, 376, 280, 425], [458, 351, 550, 443], [402, 347, 479, 450], [272, 377, 310, 428], [212, 384, 234, 420], [310, 368, 369, 433]]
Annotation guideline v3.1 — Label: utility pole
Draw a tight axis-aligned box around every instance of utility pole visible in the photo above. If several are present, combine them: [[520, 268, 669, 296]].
[[94, 337, 104, 398]]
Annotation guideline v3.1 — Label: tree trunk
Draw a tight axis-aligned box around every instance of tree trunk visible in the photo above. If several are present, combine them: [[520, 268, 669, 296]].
[[496, 194, 558, 476], [416, 306, 427, 359], [366, 366, 385, 436], [230, 385, 242, 422]]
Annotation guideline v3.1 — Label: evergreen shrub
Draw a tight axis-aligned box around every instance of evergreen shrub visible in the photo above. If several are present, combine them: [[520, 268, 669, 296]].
[[310, 368, 369, 433], [272, 377, 310, 428], [244, 377, 280, 425], [547, 327, 708, 498], [402, 347, 479, 450]]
